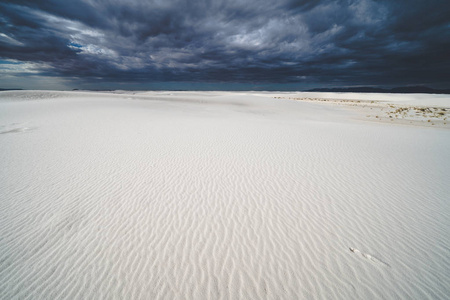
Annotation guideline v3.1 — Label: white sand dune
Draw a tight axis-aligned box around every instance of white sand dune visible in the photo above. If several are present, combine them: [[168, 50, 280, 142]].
[[0, 90, 449, 299]]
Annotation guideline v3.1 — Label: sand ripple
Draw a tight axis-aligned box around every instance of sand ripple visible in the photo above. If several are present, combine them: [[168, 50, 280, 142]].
[[1, 91, 449, 299]]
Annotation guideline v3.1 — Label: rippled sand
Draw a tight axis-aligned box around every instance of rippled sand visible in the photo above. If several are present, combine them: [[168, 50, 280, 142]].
[[1, 90, 449, 299]]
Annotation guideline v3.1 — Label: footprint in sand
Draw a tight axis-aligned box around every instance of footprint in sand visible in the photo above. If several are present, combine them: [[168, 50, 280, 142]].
[[0, 124, 35, 135], [349, 247, 391, 268]]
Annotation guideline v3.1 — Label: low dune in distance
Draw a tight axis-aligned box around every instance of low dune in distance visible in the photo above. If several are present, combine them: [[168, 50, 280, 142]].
[[1, 90, 449, 299]]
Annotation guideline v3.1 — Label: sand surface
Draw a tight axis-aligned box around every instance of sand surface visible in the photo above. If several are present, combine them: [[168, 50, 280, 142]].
[[1, 90, 449, 299]]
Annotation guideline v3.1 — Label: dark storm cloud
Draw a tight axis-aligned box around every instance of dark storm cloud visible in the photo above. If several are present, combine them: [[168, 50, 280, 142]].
[[0, 0, 449, 89]]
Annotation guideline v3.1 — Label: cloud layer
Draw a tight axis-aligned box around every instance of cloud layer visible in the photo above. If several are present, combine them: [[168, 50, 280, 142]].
[[1, 0, 449, 89]]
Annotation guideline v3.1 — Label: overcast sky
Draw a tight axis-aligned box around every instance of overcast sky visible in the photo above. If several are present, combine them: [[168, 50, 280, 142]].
[[1, 0, 449, 90]]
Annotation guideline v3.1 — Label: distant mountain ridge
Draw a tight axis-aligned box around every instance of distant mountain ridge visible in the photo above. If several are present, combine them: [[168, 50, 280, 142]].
[[307, 86, 450, 94], [1, 87, 449, 94]]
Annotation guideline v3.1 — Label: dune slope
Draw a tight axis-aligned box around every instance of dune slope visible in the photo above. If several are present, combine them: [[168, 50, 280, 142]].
[[1, 91, 449, 299]]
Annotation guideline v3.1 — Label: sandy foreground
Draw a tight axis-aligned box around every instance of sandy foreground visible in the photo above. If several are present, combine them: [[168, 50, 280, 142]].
[[0, 90, 449, 299]]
